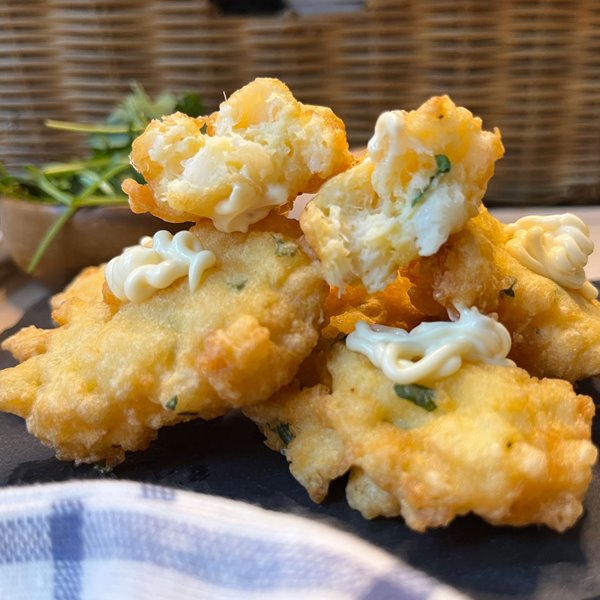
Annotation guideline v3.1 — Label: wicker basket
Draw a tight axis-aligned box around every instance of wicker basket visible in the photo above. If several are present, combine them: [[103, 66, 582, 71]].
[[1, 0, 599, 206]]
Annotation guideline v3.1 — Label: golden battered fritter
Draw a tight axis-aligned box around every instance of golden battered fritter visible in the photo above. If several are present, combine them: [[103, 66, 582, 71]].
[[407, 208, 600, 380], [245, 344, 597, 532], [123, 77, 353, 231], [0, 217, 327, 466], [300, 95, 504, 292]]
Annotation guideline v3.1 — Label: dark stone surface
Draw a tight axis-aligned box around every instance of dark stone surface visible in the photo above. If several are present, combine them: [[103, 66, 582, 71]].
[[2, 293, 600, 600]]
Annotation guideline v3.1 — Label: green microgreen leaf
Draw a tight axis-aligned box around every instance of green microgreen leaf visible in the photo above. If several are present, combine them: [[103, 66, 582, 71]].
[[77, 161, 130, 202], [26, 204, 78, 273], [394, 383, 437, 411], [165, 396, 179, 411], [24, 166, 74, 206], [78, 169, 117, 196], [41, 157, 114, 177], [45, 119, 138, 135], [3, 84, 204, 270], [0, 163, 32, 199], [75, 195, 129, 208], [271, 422, 294, 445], [175, 92, 203, 117], [411, 154, 452, 207]]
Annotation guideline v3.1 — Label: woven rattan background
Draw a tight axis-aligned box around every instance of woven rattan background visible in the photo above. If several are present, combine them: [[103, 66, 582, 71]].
[[2, 0, 599, 205]]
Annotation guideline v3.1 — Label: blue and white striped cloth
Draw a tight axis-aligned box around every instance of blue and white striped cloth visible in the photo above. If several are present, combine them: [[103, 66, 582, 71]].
[[0, 480, 468, 599]]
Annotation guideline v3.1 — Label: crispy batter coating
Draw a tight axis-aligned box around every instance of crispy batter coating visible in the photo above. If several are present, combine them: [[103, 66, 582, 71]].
[[300, 95, 504, 292], [0, 217, 327, 466], [407, 208, 600, 380], [245, 344, 597, 532], [123, 78, 353, 231], [322, 274, 424, 340]]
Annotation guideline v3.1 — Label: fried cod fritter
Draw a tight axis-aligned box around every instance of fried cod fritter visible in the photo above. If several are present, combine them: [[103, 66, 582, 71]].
[[407, 208, 600, 380], [123, 77, 353, 231], [300, 95, 504, 293], [245, 344, 597, 532], [0, 217, 327, 466]]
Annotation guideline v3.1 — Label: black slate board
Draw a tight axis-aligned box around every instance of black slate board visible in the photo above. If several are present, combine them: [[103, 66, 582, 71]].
[[2, 295, 600, 600]]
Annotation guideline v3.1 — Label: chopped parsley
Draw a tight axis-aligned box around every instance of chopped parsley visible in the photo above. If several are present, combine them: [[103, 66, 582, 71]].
[[227, 279, 248, 291], [394, 383, 437, 411], [166, 396, 199, 415], [165, 395, 178, 411], [436, 154, 451, 173], [411, 154, 452, 207], [272, 234, 298, 257], [271, 422, 295, 445], [94, 459, 113, 474]]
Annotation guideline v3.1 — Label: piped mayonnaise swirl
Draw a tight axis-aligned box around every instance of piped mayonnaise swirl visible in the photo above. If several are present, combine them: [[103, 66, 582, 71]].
[[105, 230, 216, 303], [505, 213, 598, 300], [345, 306, 514, 385]]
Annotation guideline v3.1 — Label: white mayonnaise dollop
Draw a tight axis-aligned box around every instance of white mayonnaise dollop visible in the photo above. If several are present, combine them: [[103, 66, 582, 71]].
[[505, 213, 597, 300], [105, 230, 216, 303], [345, 306, 514, 385]]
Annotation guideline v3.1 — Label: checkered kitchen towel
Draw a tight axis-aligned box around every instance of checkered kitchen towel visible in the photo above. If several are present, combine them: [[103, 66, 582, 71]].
[[0, 480, 468, 599]]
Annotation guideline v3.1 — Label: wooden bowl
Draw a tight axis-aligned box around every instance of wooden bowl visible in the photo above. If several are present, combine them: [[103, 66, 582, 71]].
[[0, 196, 190, 290]]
